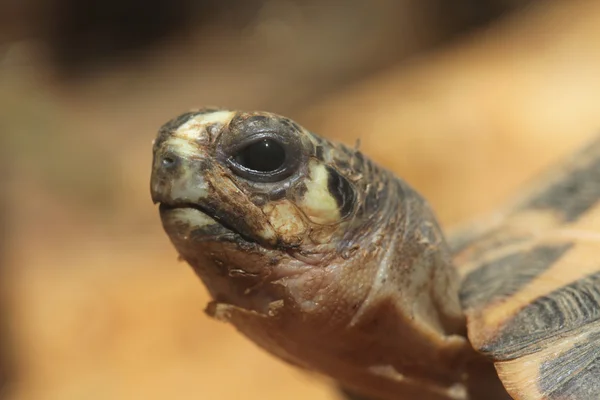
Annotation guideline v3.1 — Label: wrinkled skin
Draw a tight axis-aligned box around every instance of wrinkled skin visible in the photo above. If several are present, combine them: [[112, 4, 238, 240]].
[[150, 109, 506, 400]]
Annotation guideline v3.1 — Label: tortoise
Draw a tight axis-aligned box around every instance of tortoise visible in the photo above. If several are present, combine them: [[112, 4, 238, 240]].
[[150, 109, 600, 400]]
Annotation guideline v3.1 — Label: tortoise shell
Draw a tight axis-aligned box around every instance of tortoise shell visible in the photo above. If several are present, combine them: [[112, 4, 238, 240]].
[[455, 138, 600, 399], [150, 109, 600, 400]]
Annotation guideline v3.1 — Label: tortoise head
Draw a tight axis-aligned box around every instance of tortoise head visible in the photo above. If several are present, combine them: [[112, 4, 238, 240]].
[[150, 109, 467, 399], [151, 109, 356, 250], [150, 109, 368, 315]]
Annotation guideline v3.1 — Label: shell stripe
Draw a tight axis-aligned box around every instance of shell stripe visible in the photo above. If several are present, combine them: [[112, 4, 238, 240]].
[[459, 243, 573, 310], [519, 138, 600, 223], [480, 271, 600, 360], [539, 330, 600, 399], [458, 136, 600, 400]]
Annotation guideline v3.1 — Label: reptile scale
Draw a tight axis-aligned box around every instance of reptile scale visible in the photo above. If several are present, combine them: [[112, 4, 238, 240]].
[[150, 109, 600, 400]]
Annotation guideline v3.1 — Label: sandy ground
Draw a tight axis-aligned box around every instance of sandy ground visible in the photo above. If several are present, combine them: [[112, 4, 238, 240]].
[[3, 1, 600, 399]]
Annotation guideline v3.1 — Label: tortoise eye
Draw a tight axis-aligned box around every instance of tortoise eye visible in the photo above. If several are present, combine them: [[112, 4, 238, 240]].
[[233, 139, 286, 173], [226, 135, 301, 183]]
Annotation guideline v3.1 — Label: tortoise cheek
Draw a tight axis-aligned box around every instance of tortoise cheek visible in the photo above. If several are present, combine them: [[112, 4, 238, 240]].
[[295, 160, 344, 225]]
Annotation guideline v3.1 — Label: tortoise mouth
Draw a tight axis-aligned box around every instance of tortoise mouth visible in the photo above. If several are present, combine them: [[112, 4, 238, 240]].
[[159, 201, 231, 229], [158, 202, 258, 245], [159, 201, 215, 219]]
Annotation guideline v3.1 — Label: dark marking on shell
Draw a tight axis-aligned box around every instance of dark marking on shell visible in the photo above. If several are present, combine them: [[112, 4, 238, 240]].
[[481, 271, 600, 360], [523, 156, 600, 222], [460, 243, 573, 310], [325, 165, 356, 218], [539, 331, 600, 399], [450, 229, 530, 259]]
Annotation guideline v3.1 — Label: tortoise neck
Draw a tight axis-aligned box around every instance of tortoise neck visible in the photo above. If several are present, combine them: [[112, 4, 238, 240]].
[[334, 176, 510, 400], [380, 174, 466, 335]]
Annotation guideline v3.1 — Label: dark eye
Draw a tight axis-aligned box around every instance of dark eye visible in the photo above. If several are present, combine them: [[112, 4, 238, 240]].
[[233, 139, 286, 172], [223, 133, 302, 183]]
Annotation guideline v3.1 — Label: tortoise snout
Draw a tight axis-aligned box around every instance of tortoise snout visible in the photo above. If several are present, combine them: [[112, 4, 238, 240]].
[[150, 143, 210, 206]]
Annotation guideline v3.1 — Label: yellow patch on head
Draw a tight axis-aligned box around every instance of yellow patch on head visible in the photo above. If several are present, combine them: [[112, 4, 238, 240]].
[[194, 110, 236, 125], [164, 137, 202, 157], [297, 161, 341, 225], [174, 110, 235, 141]]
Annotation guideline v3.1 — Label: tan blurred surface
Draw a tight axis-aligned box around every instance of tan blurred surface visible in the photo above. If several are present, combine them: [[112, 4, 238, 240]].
[[3, 1, 600, 399], [303, 0, 600, 227]]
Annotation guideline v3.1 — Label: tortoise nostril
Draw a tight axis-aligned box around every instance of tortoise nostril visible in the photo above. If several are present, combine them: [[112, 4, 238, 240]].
[[161, 154, 179, 169]]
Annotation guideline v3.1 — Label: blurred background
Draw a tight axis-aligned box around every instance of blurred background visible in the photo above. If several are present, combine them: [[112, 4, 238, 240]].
[[2, 0, 600, 399]]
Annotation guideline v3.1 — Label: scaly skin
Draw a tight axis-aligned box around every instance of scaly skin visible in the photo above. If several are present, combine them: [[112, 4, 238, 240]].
[[150, 109, 509, 400]]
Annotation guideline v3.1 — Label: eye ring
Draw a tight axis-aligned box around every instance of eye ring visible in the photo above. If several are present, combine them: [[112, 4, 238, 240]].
[[223, 133, 302, 183]]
